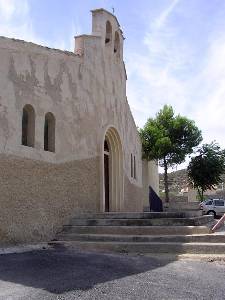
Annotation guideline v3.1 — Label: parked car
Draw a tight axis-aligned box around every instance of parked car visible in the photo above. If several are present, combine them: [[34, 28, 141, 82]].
[[199, 198, 225, 217]]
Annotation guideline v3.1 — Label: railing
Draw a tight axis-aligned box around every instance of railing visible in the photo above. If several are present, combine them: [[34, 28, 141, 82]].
[[211, 213, 225, 233]]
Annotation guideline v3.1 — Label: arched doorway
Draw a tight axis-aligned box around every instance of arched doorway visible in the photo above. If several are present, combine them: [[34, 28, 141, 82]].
[[103, 127, 123, 212]]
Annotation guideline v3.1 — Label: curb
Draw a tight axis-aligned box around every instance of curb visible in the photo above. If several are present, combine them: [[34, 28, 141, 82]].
[[0, 243, 50, 255]]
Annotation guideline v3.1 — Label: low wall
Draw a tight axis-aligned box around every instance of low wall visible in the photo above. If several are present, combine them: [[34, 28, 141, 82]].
[[0, 154, 100, 244]]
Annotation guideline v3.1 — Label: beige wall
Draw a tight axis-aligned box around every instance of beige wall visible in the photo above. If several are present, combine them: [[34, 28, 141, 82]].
[[0, 12, 142, 183], [0, 154, 100, 244], [148, 161, 159, 195], [142, 160, 159, 208], [0, 9, 158, 244]]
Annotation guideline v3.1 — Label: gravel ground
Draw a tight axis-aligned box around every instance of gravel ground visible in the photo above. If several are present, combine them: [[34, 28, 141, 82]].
[[0, 246, 225, 300]]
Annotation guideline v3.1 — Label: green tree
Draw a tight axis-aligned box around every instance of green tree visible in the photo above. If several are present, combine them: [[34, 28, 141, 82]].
[[187, 142, 225, 201], [139, 105, 202, 202]]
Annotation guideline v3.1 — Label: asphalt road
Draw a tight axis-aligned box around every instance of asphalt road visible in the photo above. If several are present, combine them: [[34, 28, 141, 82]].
[[0, 246, 225, 300]]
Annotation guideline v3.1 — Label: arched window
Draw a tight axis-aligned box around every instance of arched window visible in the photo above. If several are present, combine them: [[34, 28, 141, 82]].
[[44, 112, 55, 152], [105, 21, 112, 44], [22, 104, 35, 147], [114, 31, 120, 54], [134, 155, 136, 179], [131, 153, 133, 178], [131, 153, 137, 180]]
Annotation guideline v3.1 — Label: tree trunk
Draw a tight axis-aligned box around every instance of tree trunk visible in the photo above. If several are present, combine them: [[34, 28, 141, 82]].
[[197, 188, 202, 201], [197, 187, 204, 202], [163, 158, 169, 202]]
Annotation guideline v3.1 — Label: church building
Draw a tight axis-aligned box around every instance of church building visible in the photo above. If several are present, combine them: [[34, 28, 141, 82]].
[[0, 9, 158, 244]]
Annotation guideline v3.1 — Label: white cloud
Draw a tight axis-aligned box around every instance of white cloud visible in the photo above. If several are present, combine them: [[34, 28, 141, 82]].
[[0, 0, 29, 21], [51, 19, 82, 51], [126, 0, 225, 171], [126, 0, 189, 128], [0, 0, 18, 21], [0, 0, 41, 43], [153, 0, 180, 29], [0, 0, 78, 50], [190, 34, 225, 147]]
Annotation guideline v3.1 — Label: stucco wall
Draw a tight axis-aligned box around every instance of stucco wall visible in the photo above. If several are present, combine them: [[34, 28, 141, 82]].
[[142, 160, 149, 207], [124, 175, 143, 212], [0, 33, 142, 185], [142, 160, 159, 208], [148, 161, 159, 195], [0, 9, 158, 244], [0, 154, 100, 244]]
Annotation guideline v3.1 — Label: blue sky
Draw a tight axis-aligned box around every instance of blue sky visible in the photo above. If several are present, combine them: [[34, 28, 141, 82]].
[[1, 0, 225, 166]]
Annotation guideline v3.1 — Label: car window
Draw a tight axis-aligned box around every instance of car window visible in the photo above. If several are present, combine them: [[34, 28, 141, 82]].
[[214, 200, 224, 206], [205, 200, 213, 205]]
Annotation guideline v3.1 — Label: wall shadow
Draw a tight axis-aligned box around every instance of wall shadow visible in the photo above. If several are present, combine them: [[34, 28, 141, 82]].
[[0, 247, 178, 294]]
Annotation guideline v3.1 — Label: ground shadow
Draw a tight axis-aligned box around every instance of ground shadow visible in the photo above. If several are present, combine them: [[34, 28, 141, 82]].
[[0, 246, 177, 294]]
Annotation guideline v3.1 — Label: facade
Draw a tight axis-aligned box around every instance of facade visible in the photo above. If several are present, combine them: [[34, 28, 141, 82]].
[[0, 9, 158, 244]]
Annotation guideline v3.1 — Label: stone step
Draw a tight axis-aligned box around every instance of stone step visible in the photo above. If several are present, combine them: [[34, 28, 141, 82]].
[[166, 202, 200, 211], [50, 240, 225, 254], [61, 225, 211, 235], [56, 233, 225, 243], [73, 211, 202, 219], [142, 209, 202, 217], [68, 216, 212, 226]]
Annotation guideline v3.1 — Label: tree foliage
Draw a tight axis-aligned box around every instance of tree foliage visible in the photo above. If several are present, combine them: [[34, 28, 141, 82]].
[[187, 142, 225, 201], [139, 105, 202, 202]]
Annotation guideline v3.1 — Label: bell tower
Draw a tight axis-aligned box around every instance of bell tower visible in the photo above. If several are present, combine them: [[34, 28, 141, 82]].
[[91, 8, 124, 60]]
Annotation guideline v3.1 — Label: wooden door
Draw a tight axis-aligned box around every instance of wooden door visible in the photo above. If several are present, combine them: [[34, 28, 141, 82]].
[[104, 153, 109, 212]]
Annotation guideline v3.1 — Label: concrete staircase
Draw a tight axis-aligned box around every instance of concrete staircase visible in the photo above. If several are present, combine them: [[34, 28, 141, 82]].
[[52, 212, 225, 255]]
